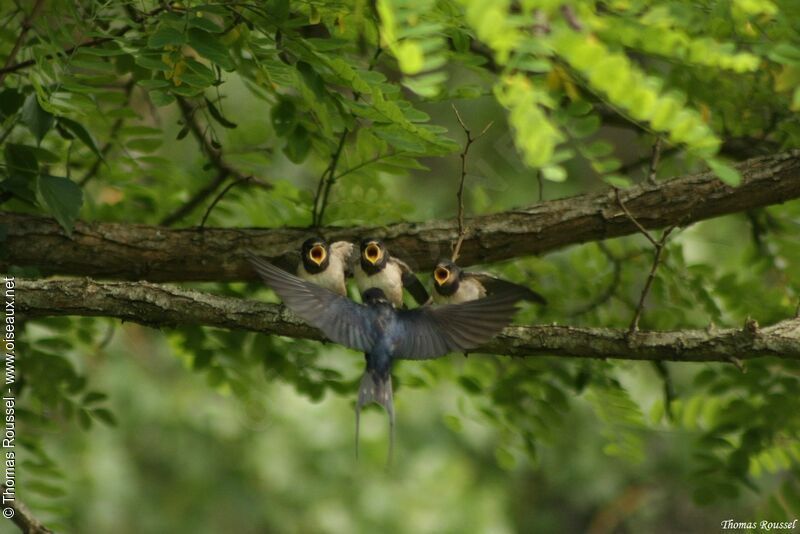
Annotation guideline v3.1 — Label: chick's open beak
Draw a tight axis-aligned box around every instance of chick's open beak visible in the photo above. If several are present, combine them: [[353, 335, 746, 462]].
[[364, 243, 381, 265], [309, 244, 327, 265], [434, 267, 450, 285]]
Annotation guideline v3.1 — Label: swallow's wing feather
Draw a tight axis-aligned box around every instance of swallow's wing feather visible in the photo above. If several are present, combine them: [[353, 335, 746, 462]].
[[249, 255, 377, 352], [393, 287, 524, 360], [464, 272, 547, 305], [391, 257, 430, 305]]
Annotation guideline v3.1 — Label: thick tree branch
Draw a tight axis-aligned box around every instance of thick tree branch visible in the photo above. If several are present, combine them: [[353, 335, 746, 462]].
[[3, 151, 800, 282], [16, 279, 800, 363]]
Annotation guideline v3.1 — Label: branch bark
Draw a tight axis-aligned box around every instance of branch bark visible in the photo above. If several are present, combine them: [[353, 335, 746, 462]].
[[16, 278, 800, 363], [1, 485, 53, 534], [3, 150, 799, 282]]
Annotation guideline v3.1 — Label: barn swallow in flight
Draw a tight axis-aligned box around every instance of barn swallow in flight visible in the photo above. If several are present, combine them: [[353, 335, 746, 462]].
[[354, 238, 429, 308], [248, 255, 526, 462], [432, 259, 547, 306], [297, 237, 354, 296]]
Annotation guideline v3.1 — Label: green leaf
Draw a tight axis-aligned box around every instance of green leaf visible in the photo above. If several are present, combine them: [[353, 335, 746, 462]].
[[188, 28, 234, 70], [82, 391, 108, 405], [21, 93, 54, 144], [36, 175, 83, 235], [0, 88, 25, 119], [58, 117, 102, 158], [271, 99, 296, 136], [4, 143, 38, 177], [283, 125, 311, 163], [188, 15, 223, 33], [91, 408, 117, 426], [205, 97, 237, 129], [707, 158, 742, 186], [148, 25, 186, 48]]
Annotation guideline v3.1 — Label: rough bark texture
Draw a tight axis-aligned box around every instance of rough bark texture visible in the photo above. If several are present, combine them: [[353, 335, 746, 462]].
[[3, 151, 799, 282], [1, 485, 54, 534], [17, 278, 800, 362]]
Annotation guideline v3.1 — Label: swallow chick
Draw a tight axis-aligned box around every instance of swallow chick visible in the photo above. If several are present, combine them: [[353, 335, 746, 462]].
[[297, 237, 354, 296], [354, 238, 429, 308], [248, 255, 527, 463], [432, 259, 547, 306]]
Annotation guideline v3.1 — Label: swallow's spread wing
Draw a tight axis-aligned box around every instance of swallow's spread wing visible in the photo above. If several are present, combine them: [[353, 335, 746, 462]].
[[393, 287, 524, 360], [249, 255, 376, 352], [464, 272, 547, 305], [391, 257, 430, 305]]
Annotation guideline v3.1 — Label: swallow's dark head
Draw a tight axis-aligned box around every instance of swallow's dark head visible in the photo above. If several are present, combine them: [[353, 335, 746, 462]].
[[361, 287, 390, 306], [360, 238, 387, 274], [433, 259, 461, 296], [301, 237, 330, 274]]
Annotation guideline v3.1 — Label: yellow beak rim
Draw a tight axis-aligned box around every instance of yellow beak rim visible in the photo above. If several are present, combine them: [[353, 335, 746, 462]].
[[364, 243, 381, 265], [309, 245, 327, 265], [434, 267, 450, 285]]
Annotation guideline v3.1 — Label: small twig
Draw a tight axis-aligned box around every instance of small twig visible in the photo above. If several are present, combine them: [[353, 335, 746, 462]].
[[616, 189, 675, 333], [0, 6, 165, 78], [617, 145, 679, 178], [630, 225, 674, 333], [615, 189, 658, 247], [312, 129, 348, 227], [651, 360, 675, 420], [310, 44, 381, 227], [647, 137, 662, 184], [0, 0, 45, 85], [451, 105, 493, 262], [569, 242, 622, 317], [2, 485, 53, 534], [199, 175, 253, 229], [161, 96, 269, 227], [161, 169, 230, 227], [560, 5, 583, 31], [79, 80, 136, 186], [537, 170, 544, 202]]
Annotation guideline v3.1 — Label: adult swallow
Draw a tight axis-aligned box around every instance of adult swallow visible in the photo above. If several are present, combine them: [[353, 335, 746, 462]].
[[432, 259, 547, 306], [297, 237, 354, 296], [248, 256, 525, 462], [354, 238, 428, 308]]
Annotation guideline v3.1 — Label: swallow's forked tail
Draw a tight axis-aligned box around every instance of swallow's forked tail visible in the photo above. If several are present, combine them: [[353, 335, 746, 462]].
[[355, 371, 395, 464]]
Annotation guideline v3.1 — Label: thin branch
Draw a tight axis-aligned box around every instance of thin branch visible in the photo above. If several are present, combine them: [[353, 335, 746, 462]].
[[616, 186, 676, 332], [647, 137, 662, 184], [451, 105, 492, 262], [16, 278, 800, 363], [160, 96, 270, 227], [568, 242, 622, 317], [618, 145, 679, 177], [0, 6, 166, 78], [1, 485, 53, 534], [4, 150, 800, 282], [312, 129, 348, 227], [0, 0, 45, 85], [79, 79, 136, 186], [199, 175, 253, 229], [560, 5, 584, 31], [310, 44, 382, 227]]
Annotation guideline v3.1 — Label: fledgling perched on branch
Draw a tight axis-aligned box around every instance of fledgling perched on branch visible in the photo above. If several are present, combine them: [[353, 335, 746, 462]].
[[297, 237, 354, 296], [354, 238, 429, 308], [432, 259, 547, 306], [248, 255, 527, 463]]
